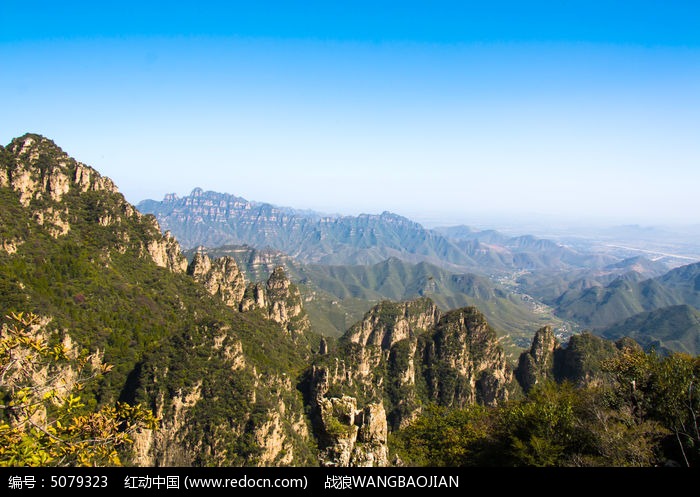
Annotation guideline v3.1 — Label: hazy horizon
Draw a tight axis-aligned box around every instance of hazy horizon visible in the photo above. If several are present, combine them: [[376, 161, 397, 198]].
[[2, 2, 699, 228]]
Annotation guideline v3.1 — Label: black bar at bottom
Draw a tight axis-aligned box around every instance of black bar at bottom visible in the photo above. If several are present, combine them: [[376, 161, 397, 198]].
[[0, 466, 684, 495]]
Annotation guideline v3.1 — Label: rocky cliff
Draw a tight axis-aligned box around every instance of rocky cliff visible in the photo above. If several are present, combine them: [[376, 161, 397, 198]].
[[129, 321, 315, 466], [0, 134, 187, 273], [185, 247, 311, 337], [240, 266, 311, 337], [303, 297, 513, 466], [187, 250, 247, 308], [515, 326, 560, 392], [0, 133, 317, 467], [514, 328, 643, 391]]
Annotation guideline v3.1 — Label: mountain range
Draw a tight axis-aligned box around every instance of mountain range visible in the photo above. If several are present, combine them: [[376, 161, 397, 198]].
[[188, 244, 566, 352], [141, 187, 700, 355], [1, 133, 698, 468], [138, 189, 620, 274], [554, 262, 700, 330]]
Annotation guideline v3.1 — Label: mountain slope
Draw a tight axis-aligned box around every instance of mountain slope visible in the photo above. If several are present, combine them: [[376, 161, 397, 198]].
[[555, 262, 700, 330], [599, 305, 700, 356], [0, 133, 319, 466], [190, 245, 568, 350], [435, 225, 617, 270]]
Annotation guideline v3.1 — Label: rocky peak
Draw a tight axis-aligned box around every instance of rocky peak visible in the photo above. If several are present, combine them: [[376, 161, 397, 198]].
[[5, 134, 119, 206], [426, 307, 512, 407], [316, 396, 388, 467], [147, 230, 188, 273], [515, 325, 560, 393], [186, 249, 247, 308], [305, 299, 513, 466], [1, 133, 188, 273], [239, 266, 311, 336], [345, 298, 441, 350]]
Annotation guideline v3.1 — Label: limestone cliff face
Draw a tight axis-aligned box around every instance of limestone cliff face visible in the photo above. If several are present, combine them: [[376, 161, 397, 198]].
[[513, 329, 643, 392], [345, 298, 441, 349], [0, 133, 187, 273], [316, 396, 388, 467], [5, 135, 118, 207], [240, 266, 311, 336], [146, 227, 188, 273], [130, 324, 314, 467], [514, 326, 560, 393], [305, 297, 512, 466], [187, 250, 247, 308], [424, 307, 512, 408]]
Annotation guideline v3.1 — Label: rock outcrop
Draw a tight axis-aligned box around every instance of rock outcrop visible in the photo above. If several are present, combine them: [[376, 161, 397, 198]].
[[240, 266, 311, 336], [130, 323, 314, 467], [515, 325, 560, 392], [513, 328, 645, 392], [315, 396, 388, 467], [304, 297, 513, 466], [187, 250, 247, 307], [0, 133, 188, 273], [424, 307, 512, 407]]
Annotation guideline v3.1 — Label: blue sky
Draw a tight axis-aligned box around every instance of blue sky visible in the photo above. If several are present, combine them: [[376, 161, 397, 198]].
[[1, 1, 699, 227]]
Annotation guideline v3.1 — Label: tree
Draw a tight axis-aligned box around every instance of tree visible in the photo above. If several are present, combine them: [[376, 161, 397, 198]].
[[0, 312, 158, 466], [389, 404, 494, 466], [604, 348, 700, 466]]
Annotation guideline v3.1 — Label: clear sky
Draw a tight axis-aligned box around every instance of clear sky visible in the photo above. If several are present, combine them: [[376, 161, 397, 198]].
[[1, 1, 699, 228]]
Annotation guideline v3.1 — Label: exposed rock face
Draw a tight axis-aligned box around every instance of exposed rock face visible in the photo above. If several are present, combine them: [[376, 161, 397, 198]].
[[240, 266, 311, 336], [240, 282, 266, 311], [187, 250, 246, 307], [0, 133, 188, 273], [316, 396, 388, 467], [319, 337, 329, 355], [424, 307, 512, 407], [147, 230, 188, 273], [345, 298, 441, 349], [515, 325, 560, 393], [5, 135, 119, 206], [132, 382, 204, 466], [513, 329, 645, 392], [130, 325, 313, 467], [305, 297, 512, 466]]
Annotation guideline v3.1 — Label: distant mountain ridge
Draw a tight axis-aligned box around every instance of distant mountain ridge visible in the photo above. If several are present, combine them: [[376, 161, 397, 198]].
[[555, 261, 700, 352], [600, 304, 700, 356], [138, 189, 618, 274], [138, 188, 478, 269]]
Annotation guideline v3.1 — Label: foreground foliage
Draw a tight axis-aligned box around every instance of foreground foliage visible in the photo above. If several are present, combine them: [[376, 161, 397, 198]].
[[392, 349, 700, 467], [0, 312, 158, 466]]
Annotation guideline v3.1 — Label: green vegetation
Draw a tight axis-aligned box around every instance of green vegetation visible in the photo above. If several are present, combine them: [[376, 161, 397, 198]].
[[0, 312, 158, 466], [600, 304, 700, 356], [0, 134, 320, 466], [201, 246, 563, 353], [392, 349, 699, 466], [555, 265, 700, 352], [3, 133, 700, 468]]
